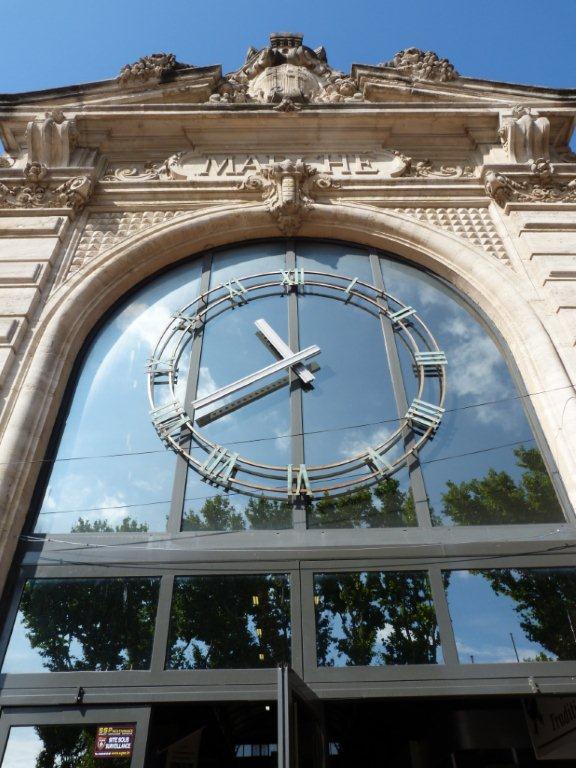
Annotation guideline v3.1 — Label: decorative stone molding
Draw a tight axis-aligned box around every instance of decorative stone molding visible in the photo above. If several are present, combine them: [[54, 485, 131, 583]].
[[66, 210, 183, 279], [391, 153, 475, 178], [0, 155, 15, 169], [209, 32, 362, 105], [118, 53, 184, 86], [498, 106, 550, 163], [101, 153, 183, 182], [485, 159, 576, 208], [26, 110, 78, 167], [381, 48, 458, 82], [393, 207, 509, 265], [240, 159, 337, 234], [0, 162, 93, 212]]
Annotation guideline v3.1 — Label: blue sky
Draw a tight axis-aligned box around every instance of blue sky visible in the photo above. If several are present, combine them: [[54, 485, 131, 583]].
[[1, 0, 575, 94]]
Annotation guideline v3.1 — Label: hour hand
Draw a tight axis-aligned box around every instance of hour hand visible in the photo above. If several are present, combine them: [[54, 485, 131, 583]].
[[255, 318, 315, 385]]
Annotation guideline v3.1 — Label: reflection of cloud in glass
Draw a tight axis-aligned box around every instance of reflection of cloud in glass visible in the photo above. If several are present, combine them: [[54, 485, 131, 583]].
[[338, 426, 394, 459], [2, 727, 45, 768]]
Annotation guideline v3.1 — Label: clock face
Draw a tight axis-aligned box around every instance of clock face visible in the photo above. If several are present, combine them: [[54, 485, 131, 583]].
[[148, 266, 446, 500]]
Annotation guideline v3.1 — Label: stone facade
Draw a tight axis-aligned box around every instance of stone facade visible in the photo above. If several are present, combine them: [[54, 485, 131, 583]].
[[0, 33, 576, 601]]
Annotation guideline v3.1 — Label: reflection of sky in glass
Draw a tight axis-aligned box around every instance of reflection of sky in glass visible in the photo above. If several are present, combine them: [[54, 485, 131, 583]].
[[382, 259, 561, 526], [299, 295, 398, 470], [445, 569, 576, 664], [314, 571, 441, 667], [296, 241, 373, 282], [35, 262, 203, 533], [2, 578, 159, 673]]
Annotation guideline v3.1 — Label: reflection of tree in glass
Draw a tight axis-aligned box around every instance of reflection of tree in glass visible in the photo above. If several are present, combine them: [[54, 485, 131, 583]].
[[473, 568, 576, 662], [71, 516, 149, 532], [442, 446, 573, 662], [182, 494, 291, 530], [167, 574, 291, 669], [17, 578, 159, 671], [32, 726, 129, 768], [315, 571, 439, 666], [441, 447, 563, 525], [309, 478, 416, 528]]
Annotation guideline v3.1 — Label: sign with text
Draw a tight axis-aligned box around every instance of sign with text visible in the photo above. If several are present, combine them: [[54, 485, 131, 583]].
[[94, 724, 136, 759], [524, 697, 576, 760]]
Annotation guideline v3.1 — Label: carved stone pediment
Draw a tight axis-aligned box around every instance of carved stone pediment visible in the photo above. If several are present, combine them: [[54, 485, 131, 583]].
[[209, 32, 362, 105]]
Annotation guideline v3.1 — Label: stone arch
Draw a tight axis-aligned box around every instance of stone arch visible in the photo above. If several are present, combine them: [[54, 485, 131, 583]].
[[1, 201, 575, 588]]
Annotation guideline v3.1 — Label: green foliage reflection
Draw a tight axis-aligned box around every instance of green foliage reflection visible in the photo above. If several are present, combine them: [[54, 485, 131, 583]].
[[12, 578, 159, 672], [315, 571, 439, 666], [31, 726, 129, 768], [167, 574, 291, 669]]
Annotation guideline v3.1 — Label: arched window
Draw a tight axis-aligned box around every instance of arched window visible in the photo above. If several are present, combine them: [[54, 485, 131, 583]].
[[32, 240, 566, 534]]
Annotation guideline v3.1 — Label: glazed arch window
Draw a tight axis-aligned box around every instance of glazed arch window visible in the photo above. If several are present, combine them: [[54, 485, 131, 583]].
[[31, 240, 567, 535]]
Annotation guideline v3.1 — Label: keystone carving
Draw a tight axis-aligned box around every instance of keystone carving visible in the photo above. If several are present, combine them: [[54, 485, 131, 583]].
[[498, 106, 550, 163], [485, 159, 576, 207], [382, 48, 458, 82], [240, 159, 337, 234], [210, 32, 362, 105], [0, 162, 93, 212], [118, 53, 185, 86], [26, 110, 78, 167]]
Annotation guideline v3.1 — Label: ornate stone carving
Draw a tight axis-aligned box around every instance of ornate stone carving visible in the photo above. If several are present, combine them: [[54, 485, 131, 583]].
[[26, 110, 79, 167], [0, 162, 92, 212], [0, 154, 15, 169], [240, 159, 337, 234], [101, 152, 183, 182], [274, 98, 302, 112], [209, 32, 362, 105], [118, 53, 182, 86], [485, 159, 576, 207], [390, 153, 474, 179], [498, 106, 550, 163], [382, 48, 458, 82]]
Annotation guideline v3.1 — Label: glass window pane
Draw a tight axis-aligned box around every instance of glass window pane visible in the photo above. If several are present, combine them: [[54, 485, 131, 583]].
[[382, 258, 564, 526], [307, 469, 415, 528], [296, 241, 373, 282], [2, 577, 160, 673], [35, 262, 203, 533], [446, 568, 576, 664], [166, 574, 291, 669], [314, 571, 441, 666], [1, 725, 131, 768]]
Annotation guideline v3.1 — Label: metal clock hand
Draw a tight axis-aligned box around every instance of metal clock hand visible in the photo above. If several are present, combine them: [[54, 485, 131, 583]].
[[191, 345, 320, 412], [255, 318, 315, 385]]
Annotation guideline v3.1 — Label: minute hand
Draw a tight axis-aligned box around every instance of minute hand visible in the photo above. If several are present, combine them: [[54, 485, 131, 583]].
[[191, 346, 321, 412]]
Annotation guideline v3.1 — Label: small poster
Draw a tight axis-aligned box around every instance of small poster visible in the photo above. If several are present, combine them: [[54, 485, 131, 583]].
[[94, 724, 136, 759]]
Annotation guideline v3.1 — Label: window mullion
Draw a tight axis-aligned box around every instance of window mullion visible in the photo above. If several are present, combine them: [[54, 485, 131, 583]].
[[427, 565, 459, 665], [150, 574, 175, 674], [369, 252, 433, 529], [287, 241, 306, 530], [167, 253, 212, 533]]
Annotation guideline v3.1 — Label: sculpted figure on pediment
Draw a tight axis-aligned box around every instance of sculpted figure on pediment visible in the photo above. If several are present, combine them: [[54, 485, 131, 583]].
[[118, 53, 190, 86], [382, 48, 458, 82], [210, 32, 362, 105]]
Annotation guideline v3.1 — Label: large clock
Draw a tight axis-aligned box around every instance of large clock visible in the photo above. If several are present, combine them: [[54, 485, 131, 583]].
[[148, 267, 446, 499]]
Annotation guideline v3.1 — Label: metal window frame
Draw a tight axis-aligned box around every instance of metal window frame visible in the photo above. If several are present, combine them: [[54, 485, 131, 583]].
[[0, 237, 573, 714], [0, 706, 151, 768]]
